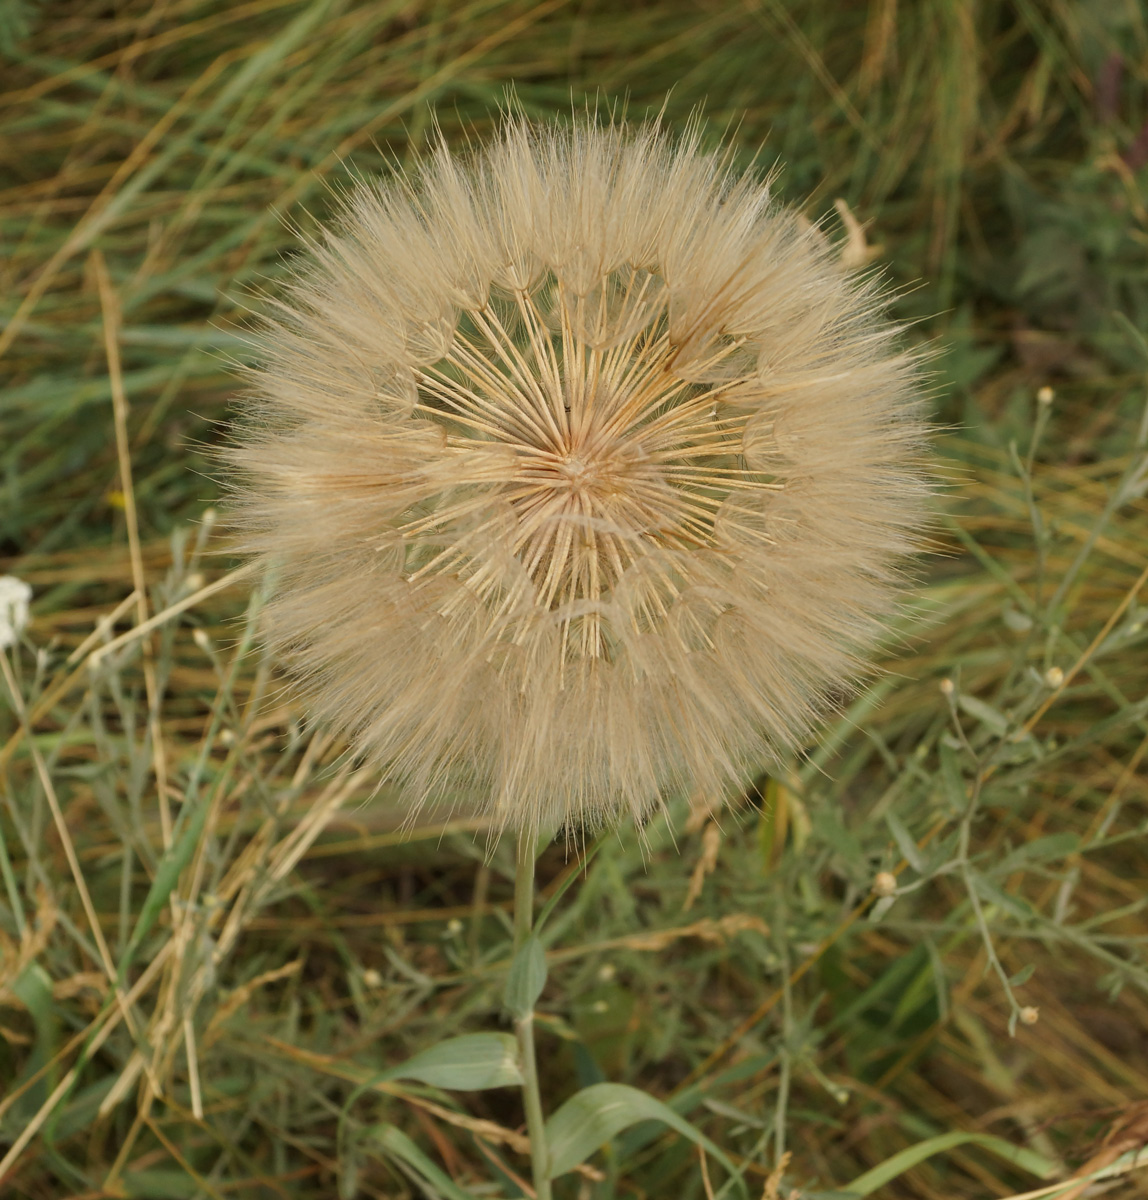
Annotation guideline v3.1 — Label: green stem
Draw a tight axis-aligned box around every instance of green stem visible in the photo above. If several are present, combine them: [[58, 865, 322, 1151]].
[[514, 830, 551, 1200]]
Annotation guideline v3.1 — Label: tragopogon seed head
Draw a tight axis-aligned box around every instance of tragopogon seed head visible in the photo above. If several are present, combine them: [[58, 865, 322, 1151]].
[[224, 115, 929, 834]]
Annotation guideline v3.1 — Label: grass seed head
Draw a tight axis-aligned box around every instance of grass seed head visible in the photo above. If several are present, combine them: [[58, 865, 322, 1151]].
[[225, 116, 929, 834]]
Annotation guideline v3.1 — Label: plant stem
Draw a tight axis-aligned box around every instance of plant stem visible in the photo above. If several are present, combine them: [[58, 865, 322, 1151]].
[[514, 830, 551, 1200]]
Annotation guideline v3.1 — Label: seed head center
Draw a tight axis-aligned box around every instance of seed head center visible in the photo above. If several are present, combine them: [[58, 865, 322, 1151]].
[[557, 450, 592, 484]]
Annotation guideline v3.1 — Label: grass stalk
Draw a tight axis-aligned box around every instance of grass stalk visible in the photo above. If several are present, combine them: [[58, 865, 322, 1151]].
[[514, 830, 551, 1200]]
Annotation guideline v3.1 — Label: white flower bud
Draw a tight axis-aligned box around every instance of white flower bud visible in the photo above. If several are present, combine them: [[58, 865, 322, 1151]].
[[872, 871, 897, 898], [0, 576, 32, 649]]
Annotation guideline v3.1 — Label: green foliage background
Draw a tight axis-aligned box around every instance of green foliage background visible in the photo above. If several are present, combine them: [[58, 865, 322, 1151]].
[[2, 1, 1147, 1197]]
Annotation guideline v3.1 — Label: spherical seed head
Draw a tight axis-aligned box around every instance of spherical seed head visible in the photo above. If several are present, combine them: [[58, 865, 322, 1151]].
[[224, 117, 929, 834], [872, 871, 898, 898]]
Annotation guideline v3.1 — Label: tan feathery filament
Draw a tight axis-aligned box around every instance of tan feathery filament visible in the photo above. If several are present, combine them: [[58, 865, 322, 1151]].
[[404, 267, 775, 666], [224, 116, 929, 833]]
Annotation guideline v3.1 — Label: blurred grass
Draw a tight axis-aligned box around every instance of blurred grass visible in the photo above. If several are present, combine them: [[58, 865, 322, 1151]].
[[2, 1, 1148, 1197]]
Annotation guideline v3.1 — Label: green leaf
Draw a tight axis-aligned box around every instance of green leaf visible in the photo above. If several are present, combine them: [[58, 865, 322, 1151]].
[[367, 1124, 477, 1200], [119, 795, 211, 980], [812, 805, 865, 865], [0, 0, 39, 58], [956, 694, 1010, 737], [545, 1082, 747, 1195], [377, 1033, 522, 1090], [535, 832, 608, 934], [335, 1034, 522, 1176], [52, 1076, 118, 1139], [1000, 832, 1080, 871], [758, 776, 785, 869], [972, 872, 1038, 921], [122, 1169, 200, 1198], [885, 812, 924, 872], [841, 1130, 1056, 1196], [938, 741, 967, 814], [1008, 963, 1036, 988], [9, 964, 57, 1108], [503, 935, 547, 1019]]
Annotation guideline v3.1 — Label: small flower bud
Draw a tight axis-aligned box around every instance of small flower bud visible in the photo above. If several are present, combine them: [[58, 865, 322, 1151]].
[[1044, 666, 1063, 689], [201, 508, 217, 530], [597, 963, 616, 983], [939, 678, 955, 698], [0, 575, 32, 649], [1036, 386, 1054, 405], [193, 628, 212, 652], [872, 871, 897, 898], [445, 918, 464, 936], [1019, 1005, 1039, 1026], [185, 572, 205, 594], [362, 968, 383, 988]]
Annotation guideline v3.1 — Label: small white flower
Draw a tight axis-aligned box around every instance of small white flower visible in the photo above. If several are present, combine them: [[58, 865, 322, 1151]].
[[0, 576, 32, 649]]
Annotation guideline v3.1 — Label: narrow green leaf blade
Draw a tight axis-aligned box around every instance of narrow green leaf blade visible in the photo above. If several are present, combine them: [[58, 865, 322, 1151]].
[[371, 1124, 478, 1200], [1008, 962, 1036, 988], [886, 812, 924, 872], [503, 935, 547, 1019], [972, 871, 1038, 920], [119, 796, 211, 979], [535, 832, 607, 934], [842, 1130, 1056, 1196], [939, 741, 967, 813], [957, 693, 1010, 737], [545, 1082, 747, 1195], [378, 1033, 522, 1090]]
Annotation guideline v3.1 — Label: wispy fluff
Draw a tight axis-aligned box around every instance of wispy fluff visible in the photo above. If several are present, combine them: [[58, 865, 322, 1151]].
[[224, 115, 929, 833]]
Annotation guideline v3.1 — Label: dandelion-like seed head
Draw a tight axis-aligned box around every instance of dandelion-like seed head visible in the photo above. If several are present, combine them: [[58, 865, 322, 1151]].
[[226, 116, 928, 834]]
